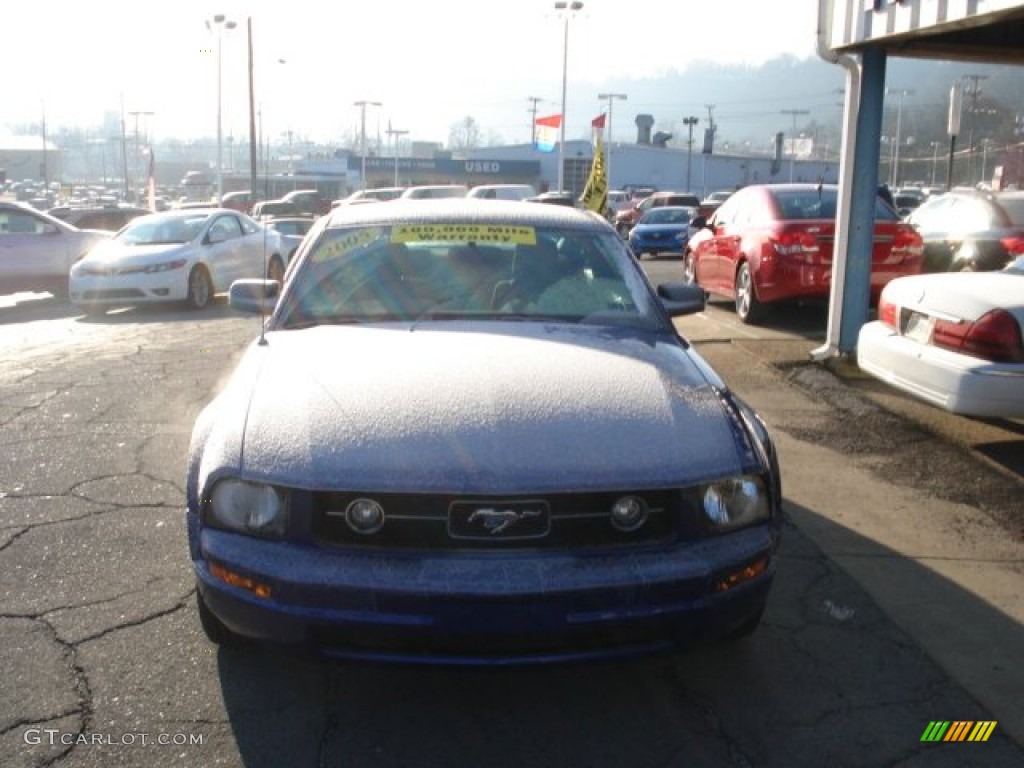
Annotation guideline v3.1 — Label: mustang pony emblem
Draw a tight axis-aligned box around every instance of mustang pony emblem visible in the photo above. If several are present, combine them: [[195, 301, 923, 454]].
[[468, 507, 543, 535]]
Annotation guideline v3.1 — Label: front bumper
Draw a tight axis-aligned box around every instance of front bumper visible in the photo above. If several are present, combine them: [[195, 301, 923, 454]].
[[194, 526, 776, 663], [69, 270, 188, 306]]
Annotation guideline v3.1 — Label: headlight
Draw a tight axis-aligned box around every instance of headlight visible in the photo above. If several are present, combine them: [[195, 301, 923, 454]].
[[121, 258, 188, 275], [700, 475, 770, 532], [206, 479, 287, 537]]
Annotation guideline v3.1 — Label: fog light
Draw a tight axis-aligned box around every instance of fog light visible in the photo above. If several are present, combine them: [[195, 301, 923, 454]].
[[610, 496, 648, 532], [345, 498, 385, 534]]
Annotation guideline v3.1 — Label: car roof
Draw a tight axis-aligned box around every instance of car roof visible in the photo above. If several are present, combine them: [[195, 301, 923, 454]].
[[323, 198, 611, 232]]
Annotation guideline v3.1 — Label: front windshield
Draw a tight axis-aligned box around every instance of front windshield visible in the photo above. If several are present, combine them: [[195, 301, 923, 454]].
[[117, 214, 208, 245], [643, 208, 693, 225], [276, 222, 663, 330]]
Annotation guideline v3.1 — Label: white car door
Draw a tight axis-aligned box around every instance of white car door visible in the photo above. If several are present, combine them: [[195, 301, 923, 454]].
[[202, 214, 247, 291], [238, 215, 274, 277]]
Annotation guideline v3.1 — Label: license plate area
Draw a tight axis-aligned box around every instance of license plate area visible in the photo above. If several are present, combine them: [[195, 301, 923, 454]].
[[903, 311, 935, 344]]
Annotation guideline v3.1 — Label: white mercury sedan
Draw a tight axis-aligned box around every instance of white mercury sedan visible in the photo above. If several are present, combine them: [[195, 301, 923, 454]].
[[69, 208, 286, 314], [857, 255, 1024, 418]]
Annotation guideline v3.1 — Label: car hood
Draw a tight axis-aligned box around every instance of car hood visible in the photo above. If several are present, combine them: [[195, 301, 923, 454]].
[[885, 272, 1024, 322], [196, 324, 760, 494], [635, 223, 689, 233], [82, 240, 191, 265]]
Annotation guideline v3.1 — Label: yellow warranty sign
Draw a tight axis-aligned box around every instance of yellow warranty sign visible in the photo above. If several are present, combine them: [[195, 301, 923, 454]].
[[391, 224, 536, 245]]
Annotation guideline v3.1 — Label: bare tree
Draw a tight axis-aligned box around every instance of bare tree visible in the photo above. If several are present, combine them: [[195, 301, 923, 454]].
[[448, 116, 482, 152]]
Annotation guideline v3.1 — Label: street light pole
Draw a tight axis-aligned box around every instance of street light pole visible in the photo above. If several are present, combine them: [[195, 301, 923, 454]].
[[597, 92, 626, 189], [682, 116, 699, 193], [207, 14, 237, 203], [886, 88, 914, 187], [554, 1, 583, 193], [355, 100, 382, 190]]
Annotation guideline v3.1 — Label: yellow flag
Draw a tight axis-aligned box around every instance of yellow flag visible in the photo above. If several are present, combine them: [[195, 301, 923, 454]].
[[580, 137, 608, 215]]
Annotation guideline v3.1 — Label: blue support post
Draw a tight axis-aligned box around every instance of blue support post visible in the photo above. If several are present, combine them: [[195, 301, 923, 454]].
[[837, 46, 886, 353]]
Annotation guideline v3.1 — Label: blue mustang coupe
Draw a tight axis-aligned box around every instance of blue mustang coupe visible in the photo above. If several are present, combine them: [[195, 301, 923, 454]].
[[186, 199, 783, 664]]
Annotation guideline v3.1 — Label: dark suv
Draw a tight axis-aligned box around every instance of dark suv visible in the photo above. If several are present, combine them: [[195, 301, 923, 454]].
[[614, 191, 701, 236]]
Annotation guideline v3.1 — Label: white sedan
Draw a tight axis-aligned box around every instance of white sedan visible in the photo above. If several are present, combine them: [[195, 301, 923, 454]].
[[69, 208, 286, 314], [857, 255, 1024, 418]]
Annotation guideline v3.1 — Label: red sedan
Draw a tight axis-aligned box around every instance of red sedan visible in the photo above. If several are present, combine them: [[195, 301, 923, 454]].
[[683, 183, 924, 323]]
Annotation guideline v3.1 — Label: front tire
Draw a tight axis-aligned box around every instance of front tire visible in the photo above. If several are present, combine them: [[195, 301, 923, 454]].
[[734, 261, 766, 324], [186, 266, 213, 310], [266, 256, 285, 284], [683, 250, 697, 285]]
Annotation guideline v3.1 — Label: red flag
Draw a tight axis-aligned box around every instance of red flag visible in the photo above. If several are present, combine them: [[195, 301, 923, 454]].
[[591, 113, 606, 130]]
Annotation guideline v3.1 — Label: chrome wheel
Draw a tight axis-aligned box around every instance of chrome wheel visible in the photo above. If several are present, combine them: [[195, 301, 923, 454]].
[[734, 262, 764, 324]]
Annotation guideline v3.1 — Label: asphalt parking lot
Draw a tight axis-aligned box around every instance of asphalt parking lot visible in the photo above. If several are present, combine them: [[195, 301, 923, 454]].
[[0, 291, 1021, 767]]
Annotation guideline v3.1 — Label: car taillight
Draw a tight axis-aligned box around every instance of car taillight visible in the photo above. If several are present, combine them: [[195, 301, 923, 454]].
[[932, 309, 1024, 363], [890, 227, 924, 262], [877, 290, 898, 328], [771, 229, 819, 259], [1000, 235, 1024, 256]]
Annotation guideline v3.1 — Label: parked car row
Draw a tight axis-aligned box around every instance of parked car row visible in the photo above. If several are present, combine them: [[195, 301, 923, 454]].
[[0, 200, 289, 314], [670, 183, 1024, 418], [681, 183, 925, 324]]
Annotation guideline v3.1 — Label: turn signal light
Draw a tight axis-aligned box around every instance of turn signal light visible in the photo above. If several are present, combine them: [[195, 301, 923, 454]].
[[210, 563, 272, 599], [716, 557, 769, 593]]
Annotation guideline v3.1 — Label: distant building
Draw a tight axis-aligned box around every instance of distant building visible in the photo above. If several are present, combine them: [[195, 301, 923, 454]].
[[0, 135, 61, 183]]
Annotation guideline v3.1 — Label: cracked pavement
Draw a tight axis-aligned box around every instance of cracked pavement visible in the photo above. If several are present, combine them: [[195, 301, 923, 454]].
[[0, 298, 1021, 767]]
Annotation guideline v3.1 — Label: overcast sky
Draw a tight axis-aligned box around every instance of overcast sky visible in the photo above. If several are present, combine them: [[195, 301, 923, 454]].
[[7, 0, 820, 146]]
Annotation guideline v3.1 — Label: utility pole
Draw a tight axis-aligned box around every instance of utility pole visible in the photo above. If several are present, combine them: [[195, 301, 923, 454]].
[[385, 123, 409, 187], [128, 111, 154, 201], [704, 104, 716, 145], [886, 88, 914, 188], [682, 116, 699, 193], [527, 96, 543, 144], [597, 92, 626, 188], [120, 95, 129, 199], [40, 103, 48, 189], [354, 100, 382, 190], [781, 109, 810, 182], [962, 74, 988, 183]]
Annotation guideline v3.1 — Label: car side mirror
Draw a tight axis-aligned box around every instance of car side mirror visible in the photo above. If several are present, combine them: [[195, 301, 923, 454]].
[[229, 279, 279, 314], [657, 282, 705, 317], [207, 229, 226, 245], [690, 216, 706, 230]]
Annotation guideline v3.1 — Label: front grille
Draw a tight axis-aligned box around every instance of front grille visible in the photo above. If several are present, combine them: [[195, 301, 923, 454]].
[[311, 490, 683, 550], [83, 289, 146, 300]]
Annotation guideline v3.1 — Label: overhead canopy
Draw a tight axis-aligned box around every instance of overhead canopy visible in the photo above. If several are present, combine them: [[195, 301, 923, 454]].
[[828, 0, 1024, 63]]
